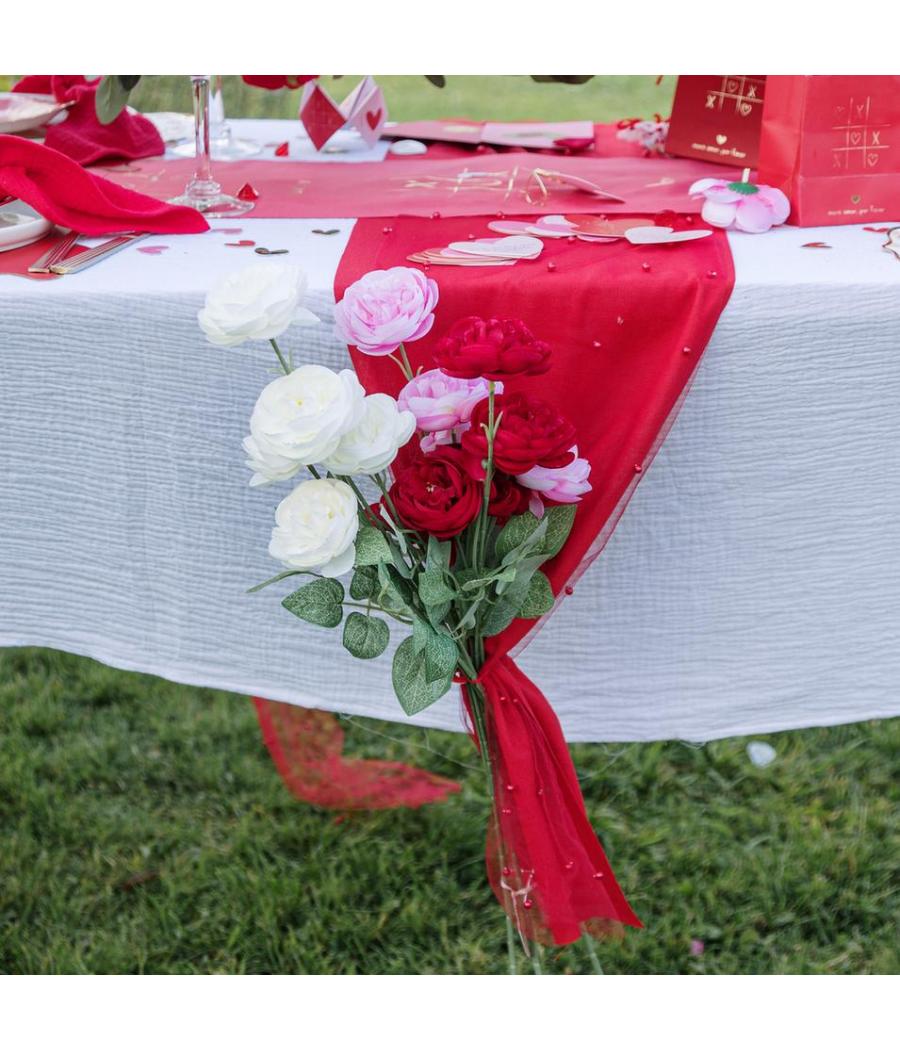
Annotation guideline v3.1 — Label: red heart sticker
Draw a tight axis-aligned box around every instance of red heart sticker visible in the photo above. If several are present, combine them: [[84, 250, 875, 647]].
[[365, 108, 383, 131]]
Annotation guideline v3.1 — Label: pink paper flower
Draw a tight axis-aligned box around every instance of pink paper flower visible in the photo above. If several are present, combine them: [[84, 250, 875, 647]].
[[517, 445, 592, 517], [689, 178, 790, 233], [334, 267, 439, 356], [397, 368, 498, 452]]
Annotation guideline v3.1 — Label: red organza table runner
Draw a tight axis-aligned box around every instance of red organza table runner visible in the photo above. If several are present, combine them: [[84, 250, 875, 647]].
[[334, 214, 735, 942], [98, 152, 742, 219]]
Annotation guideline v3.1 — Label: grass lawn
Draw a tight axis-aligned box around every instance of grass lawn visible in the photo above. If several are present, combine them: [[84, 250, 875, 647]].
[[1, 76, 897, 975]]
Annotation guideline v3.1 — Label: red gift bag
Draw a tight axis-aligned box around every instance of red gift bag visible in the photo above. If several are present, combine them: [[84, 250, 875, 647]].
[[758, 76, 900, 227], [667, 75, 767, 167]]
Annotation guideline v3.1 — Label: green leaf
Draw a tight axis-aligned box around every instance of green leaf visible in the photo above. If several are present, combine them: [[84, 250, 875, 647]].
[[518, 570, 555, 619], [349, 566, 379, 601], [342, 612, 389, 660], [391, 637, 454, 716], [282, 578, 344, 628], [377, 562, 414, 612], [426, 535, 452, 573], [354, 524, 391, 567], [495, 505, 577, 565], [424, 629, 457, 684], [418, 569, 454, 607], [539, 505, 577, 559], [95, 76, 134, 125]]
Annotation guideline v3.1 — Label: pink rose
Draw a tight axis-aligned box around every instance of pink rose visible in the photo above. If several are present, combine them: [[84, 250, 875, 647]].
[[517, 446, 591, 517], [397, 368, 499, 452], [689, 178, 790, 233], [334, 267, 439, 356]]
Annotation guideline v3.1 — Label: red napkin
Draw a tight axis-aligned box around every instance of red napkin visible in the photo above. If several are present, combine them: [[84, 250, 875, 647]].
[[12, 75, 164, 168], [0, 136, 208, 235]]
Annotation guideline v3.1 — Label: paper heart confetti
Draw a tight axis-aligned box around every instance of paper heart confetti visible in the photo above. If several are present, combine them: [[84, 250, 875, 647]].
[[447, 235, 543, 259], [236, 183, 259, 202], [138, 245, 169, 255], [225, 240, 256, 247], [312, 228, 340, 235], [274, 141, 290, 157], [801, 241, 832, 249], [212, 227, 244, 235], [624, 226, 713, 245]]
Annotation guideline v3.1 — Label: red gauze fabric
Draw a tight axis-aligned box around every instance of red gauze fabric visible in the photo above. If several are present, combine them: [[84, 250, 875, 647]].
[[13, 76, 165, 167], [0, 136, 208, 235], [335, 212, 735, 943], [253, 698, 459, 810]]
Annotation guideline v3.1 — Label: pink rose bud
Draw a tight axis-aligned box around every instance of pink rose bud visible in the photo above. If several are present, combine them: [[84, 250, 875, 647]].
[[334, 266, 439, 356], [398, 368, 499, 450], [516, 446, 592, 506]]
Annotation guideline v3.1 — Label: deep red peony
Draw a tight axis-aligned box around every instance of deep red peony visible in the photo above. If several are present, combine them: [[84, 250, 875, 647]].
[[433, 316, 551, 380], [389, 447, 481, 539], [242, 76, 318, 90], [488, 473, 532, 522], [462, 392, 577, 476]]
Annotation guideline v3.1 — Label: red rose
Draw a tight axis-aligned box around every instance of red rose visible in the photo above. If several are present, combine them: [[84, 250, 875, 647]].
[[462, 392, 576, 476], [488, 473, 531, 523], [242, 76, 318, 90], [433, 317, 551, 380], [389, 447, 481, 539]]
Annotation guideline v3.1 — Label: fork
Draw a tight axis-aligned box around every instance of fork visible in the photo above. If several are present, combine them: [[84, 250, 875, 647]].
[[49, 232, 148, 275], [27, 229, 81, 273]]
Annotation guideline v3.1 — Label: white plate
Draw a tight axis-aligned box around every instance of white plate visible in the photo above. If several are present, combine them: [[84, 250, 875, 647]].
[[0, 92, 70, 135], [0, 202, 53, 253]]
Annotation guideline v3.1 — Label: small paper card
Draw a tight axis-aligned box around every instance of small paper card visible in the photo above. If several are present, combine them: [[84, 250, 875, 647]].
[[299, 77, 388, 151], [667, 75, 767, 167]]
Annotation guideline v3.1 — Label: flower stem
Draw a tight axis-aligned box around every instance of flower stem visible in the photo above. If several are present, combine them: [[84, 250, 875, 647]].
[[270, 338, 291, 375], [582, 932, 605, 975], [388, 345, 414, 382]]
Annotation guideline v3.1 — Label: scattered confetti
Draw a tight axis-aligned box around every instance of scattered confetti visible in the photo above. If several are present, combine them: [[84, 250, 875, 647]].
[[236, 183, 259, 202], [746, 741, 776, 768], [138, 245, 169, 255], [254, 247, 289, 255], [225, 240, 256, 247], [802, 241, 832, 249], [211, 227, 243, 235], [274, 141, 290, 157], [312, 228, 340, 235], [863, 226, 893, 233]]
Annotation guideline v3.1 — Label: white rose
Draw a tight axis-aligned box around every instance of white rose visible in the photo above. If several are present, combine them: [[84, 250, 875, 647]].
[[268, 478, 359, 577], [198, 263, 320, 347], [322, 393, 415, 476], [243, 365, 366, 486]]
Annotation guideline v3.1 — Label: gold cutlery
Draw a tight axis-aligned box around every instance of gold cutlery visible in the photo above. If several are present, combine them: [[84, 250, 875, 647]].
[[28, 229, 80, 273], [49, 232, 148, 275]]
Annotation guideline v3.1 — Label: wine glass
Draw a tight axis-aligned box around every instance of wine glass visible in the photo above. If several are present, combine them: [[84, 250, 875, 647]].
[[171, 76, 262, 161], [168, 76, 255, 217]]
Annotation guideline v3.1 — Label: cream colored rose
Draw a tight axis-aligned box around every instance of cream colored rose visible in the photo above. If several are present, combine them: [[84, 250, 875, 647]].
[[322, 393, 415, 477], [243, 365, 366, 486], [198, 263, 319, 347], [268, 478, 359, 577]]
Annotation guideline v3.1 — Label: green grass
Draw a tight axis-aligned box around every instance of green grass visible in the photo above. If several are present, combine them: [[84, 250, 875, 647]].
[[1, 647, 897, 974], [1, 75, 897, 974]]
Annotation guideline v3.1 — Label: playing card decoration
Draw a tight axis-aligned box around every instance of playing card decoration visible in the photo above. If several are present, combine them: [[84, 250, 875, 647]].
[[299, 76, 387, 151]]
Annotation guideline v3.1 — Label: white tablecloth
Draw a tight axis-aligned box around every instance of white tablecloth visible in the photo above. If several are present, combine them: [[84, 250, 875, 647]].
[[2, 120, 898, 741]]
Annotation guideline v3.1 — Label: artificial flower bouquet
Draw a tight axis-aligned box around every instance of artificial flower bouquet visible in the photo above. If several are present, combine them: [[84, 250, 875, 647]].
[[201, 262, 639, 959]]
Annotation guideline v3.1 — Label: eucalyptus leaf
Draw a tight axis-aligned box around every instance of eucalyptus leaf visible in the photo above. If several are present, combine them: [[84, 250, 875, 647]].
[[424, 629, 457, 685], [418, 569, 454, 607], [496, 505, 576, 564], [95, 76, 133, 125], [354, 524, 391, 567], [518, 570, 555, 619], [426, 536, 452, 574], [282, 578, 344, 628], [391, 637, 453, 716], [342, 612, 389, 660], [349, 565, 379, 601]]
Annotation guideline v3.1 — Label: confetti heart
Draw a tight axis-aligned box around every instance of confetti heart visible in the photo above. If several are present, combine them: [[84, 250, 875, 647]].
[[236, 183, 259, 202], [226, 240, 256, 247], [312, 228, 340, 235], [447, 235, 543, 260], [213, 227, 243, 235], [801, 241, 832, 249], [625, 226, 712, 245], [138, 245, 169, 255], [274, 141, 289, 157]]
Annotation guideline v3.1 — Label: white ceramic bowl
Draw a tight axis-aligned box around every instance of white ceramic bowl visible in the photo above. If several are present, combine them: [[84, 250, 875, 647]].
[[0, 202, 53, 253]]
